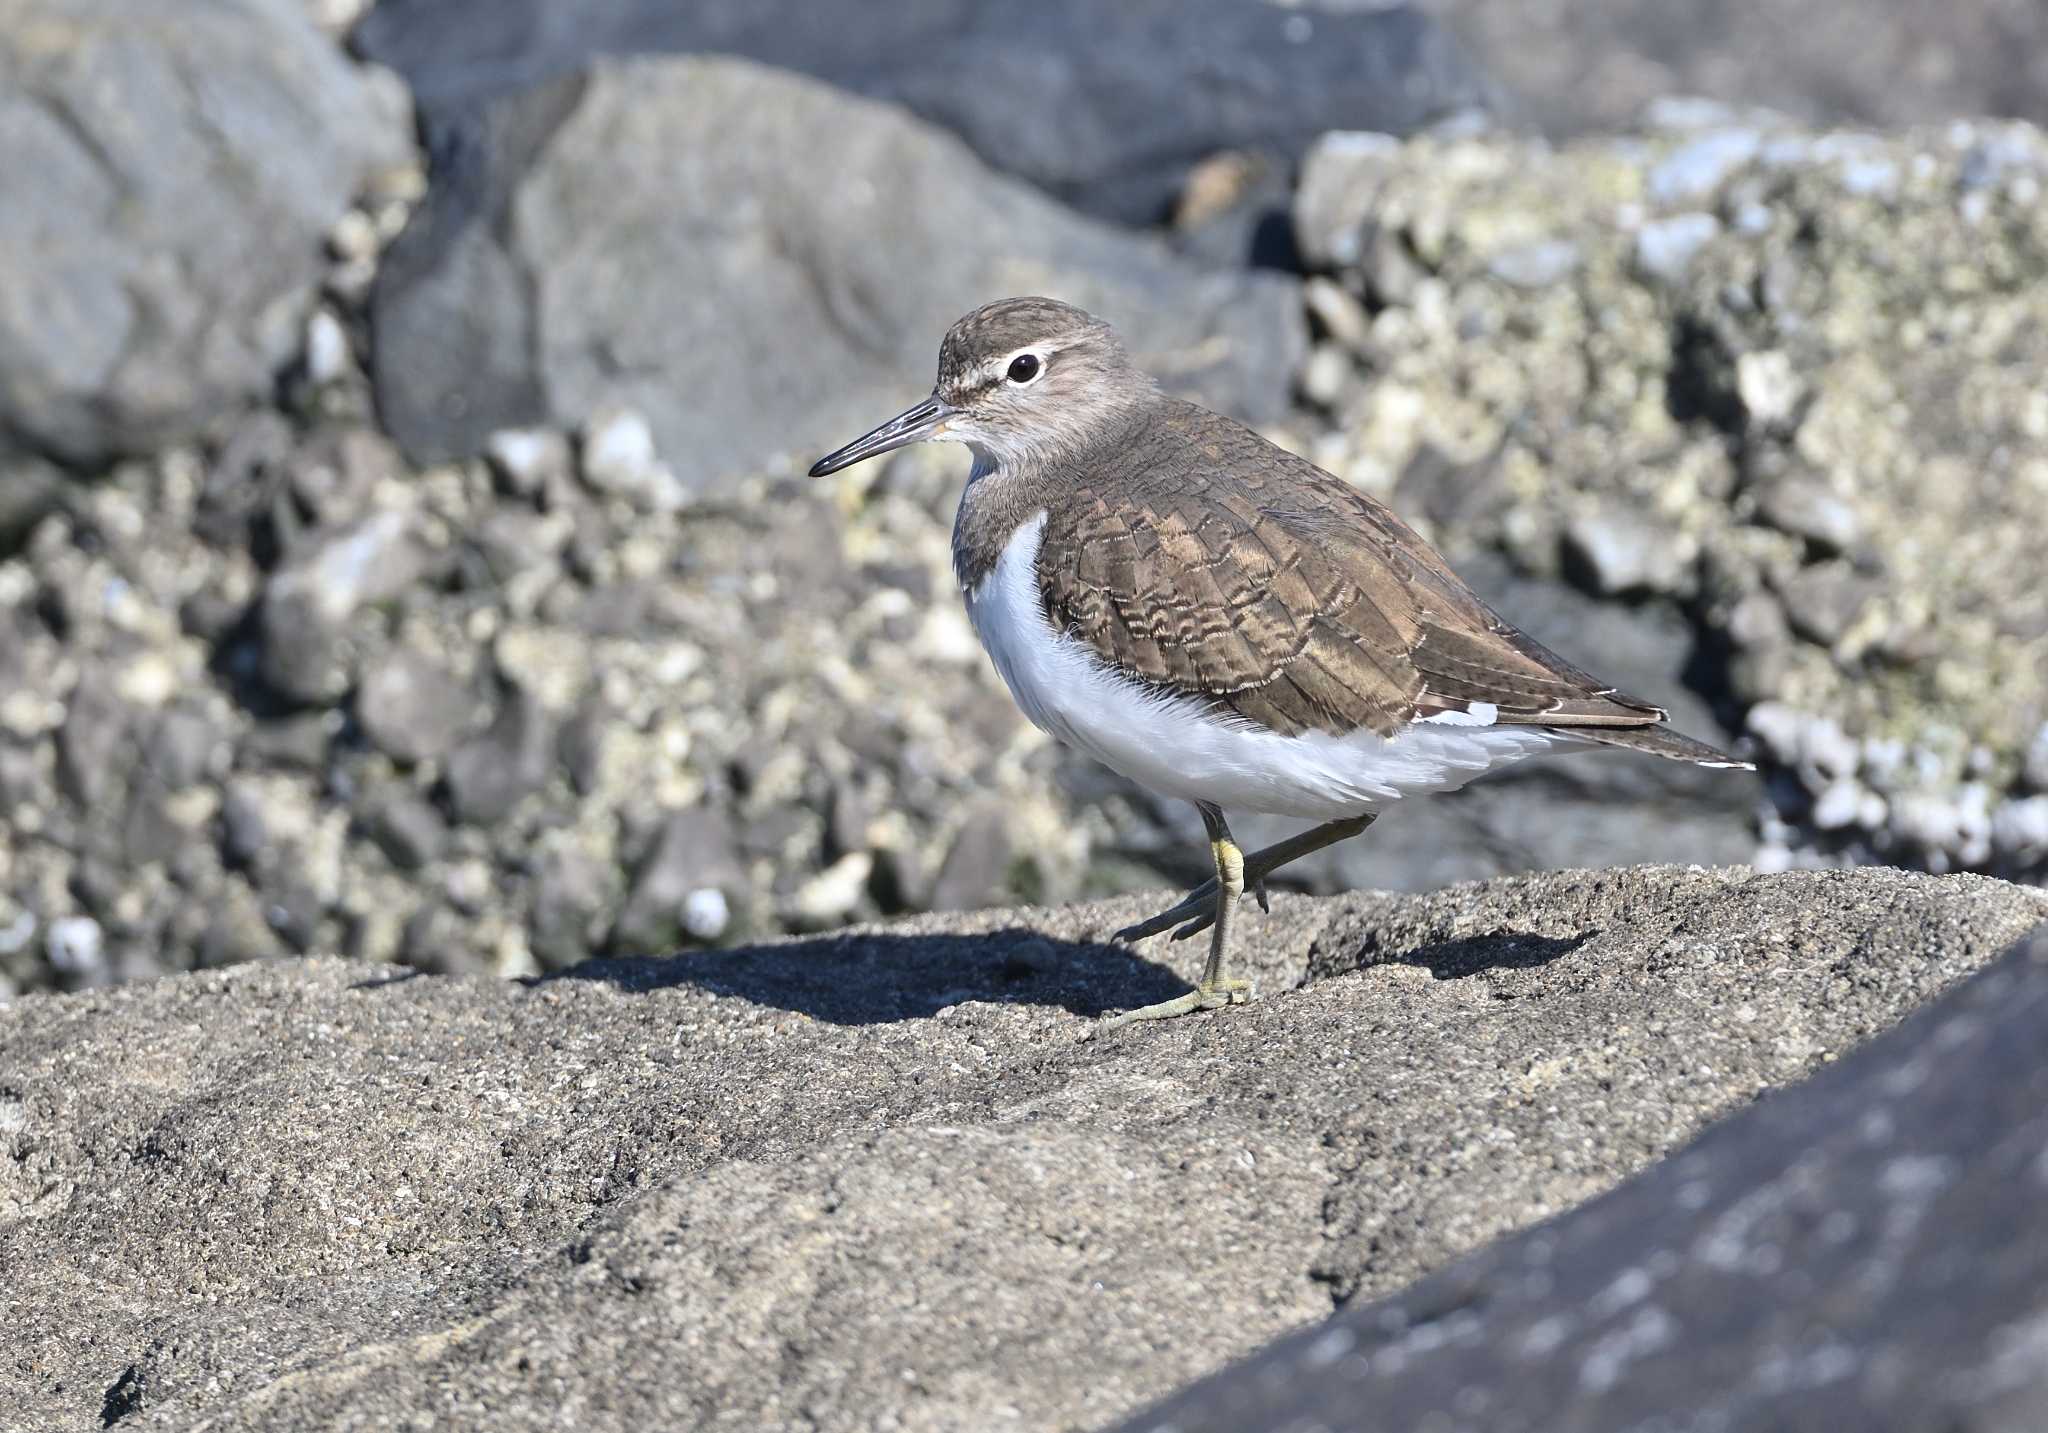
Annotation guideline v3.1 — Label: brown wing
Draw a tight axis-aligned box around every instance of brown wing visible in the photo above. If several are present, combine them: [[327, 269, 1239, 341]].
[[1037, 403, 1668, 739]]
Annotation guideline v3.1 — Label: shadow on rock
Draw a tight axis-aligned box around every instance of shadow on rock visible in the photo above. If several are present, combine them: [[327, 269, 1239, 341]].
[[543, 928, 1191, 1024], [1310, 928, 1592, 984]]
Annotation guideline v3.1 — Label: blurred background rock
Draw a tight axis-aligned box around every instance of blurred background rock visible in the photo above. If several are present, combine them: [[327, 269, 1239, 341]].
[[1, 0, 2044, 996]]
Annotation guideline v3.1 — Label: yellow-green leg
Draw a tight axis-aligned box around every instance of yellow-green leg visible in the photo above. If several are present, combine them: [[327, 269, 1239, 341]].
[[1094, 805, 1256, 1031], [1114, 812, 1376, 945]]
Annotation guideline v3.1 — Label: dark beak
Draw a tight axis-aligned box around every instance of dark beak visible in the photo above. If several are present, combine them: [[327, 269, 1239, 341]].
[[808, 393, 955, 476]]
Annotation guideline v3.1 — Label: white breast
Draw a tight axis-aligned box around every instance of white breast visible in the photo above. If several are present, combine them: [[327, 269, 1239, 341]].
[[962, 512, 1573, 820]]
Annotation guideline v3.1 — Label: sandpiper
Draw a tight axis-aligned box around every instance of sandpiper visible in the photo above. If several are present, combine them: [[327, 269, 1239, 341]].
[[811, 298, 1751, 1030]]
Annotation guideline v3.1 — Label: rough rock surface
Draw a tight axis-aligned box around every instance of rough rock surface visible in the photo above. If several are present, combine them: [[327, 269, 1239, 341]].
[[353, 0, 1496, 228], [1426, 0, 2048, 138], [0, 0, 414, 466], [1122, 919, 2048, 1433], [367, 56, 1305, 472], [1291, 117, 2048, 880], [2, 867, 2042, 1430]]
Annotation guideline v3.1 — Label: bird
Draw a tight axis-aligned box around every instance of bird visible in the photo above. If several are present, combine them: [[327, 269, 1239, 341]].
[[809, 297, 1751, 1030]]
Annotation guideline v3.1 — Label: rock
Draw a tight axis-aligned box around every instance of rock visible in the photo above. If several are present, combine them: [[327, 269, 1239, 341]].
[[355, 0, 1493, 228], [1422, 0, 2048, 137], [1119, 921, 2048, 1433], [1562, 507, 1690, 597], [145, 705, 224, 790], [611, 806, 745, 954], [1775, 559, 1875, 646], [1733, 347, 1803, 429], [365, 57, 1305, 474], [927, 806, 1017, 913], [527, 841, 615, 967], [355, 649, 477, 764], [578, 405, 684, 512], [1753, 471, 1861, 553], [2024, 723, 2048, 793], [484, 427, 573, 498], [303, 308, 352, 386], [55, 674, 136, 807], [788, 852, 873, 930], [41, 914, 103, 977], [0, 868, 2040, 1430], [1646, 128, 1762, 206], [360, 793, 449, 871], [0, 0, 412, 466], [1632, 211, 1721, 284], [442, 686, 555, 826], [1293, 121, 2048, 878], [261, 509, 431, 704]]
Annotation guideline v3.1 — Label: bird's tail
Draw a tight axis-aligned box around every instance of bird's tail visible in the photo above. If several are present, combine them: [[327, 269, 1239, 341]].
[[1557, 723, 1754, 770]]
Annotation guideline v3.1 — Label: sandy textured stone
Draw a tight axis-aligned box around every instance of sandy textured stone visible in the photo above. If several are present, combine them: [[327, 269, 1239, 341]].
[[1, 866, 2040, 1430]]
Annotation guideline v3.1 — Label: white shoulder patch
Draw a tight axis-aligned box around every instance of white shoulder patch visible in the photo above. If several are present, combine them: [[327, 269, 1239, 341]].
[[1417, 702, 1499, 728]]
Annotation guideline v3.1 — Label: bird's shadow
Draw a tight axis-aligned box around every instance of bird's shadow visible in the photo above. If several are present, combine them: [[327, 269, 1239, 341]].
[[538, 927, 1191, 1025], [1311, 929, 1593, 985], [541, 923, 1595, 1026]]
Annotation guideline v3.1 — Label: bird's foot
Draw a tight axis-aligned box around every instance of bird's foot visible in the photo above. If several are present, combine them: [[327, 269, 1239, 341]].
[[1114, 879, 1266, 945], [1085, 978, 1255, 1037]]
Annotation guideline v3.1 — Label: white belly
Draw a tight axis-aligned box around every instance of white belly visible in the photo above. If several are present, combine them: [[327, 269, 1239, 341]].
[[962, 513, 1572, 820]]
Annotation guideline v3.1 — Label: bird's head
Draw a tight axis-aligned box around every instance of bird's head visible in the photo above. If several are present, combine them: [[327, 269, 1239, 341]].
[[808, 297, 1154, 477]]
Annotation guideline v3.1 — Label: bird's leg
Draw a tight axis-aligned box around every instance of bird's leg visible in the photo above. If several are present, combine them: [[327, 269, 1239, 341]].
[[1095, 804, 1252, 1030], [1113, 813, 1377, 945]]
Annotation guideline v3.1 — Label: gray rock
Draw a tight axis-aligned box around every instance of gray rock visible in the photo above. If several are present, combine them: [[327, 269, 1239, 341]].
[[1776, 559, 1876, 646], [355, 649, 476, 764], [366, 57, 1305, 474], [261, 510, 432, 704], [55, 675, 135, 807], [484, 426, 573, 499], [0, 0, 412, 466], [1421, 0, 2048, 138], [41, 914, 104, 977], [442, 686, 555, 826], [145, 706, 224, 790], [527, 842, 615, 967], [1633, 211, 1722, 284], [0, 868, 2039, 1430], [1646, 128, 1762, 205], [1755, 471, 1862, 553], [927, 805, 1017, 913], [1562, 507, 1690, 597], [611, 805, 745, 954], [355, 0, 1493, 229], [361, 793, 448, 871], [1119, 921, 2048, 1433]]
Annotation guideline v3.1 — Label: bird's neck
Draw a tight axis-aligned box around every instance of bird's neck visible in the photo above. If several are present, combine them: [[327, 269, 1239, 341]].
[[952, 451, 1056, 596]]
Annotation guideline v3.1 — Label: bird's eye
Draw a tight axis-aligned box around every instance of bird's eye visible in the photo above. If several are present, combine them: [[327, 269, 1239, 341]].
[[1007, 353, 1042, 384]]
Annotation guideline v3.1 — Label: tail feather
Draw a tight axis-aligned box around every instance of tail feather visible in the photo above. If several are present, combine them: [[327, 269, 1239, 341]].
[[1556, 722, 1754, 770]]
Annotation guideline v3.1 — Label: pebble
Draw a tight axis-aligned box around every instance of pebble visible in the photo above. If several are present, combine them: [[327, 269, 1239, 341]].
[[1486, 238, 1581, 290], [1991, 796, 2048, 863], [485, 428, 574, 498], [1634, 213, 1721, 285], [1299, 344, 1353, 408], [1562, 508, 1687, 596], [1755, 475, 1862, 554], [581, 405, 688, 512], [45, 915, 105, 975], [791, 852, 873, 928], [1734, 350, 1803, 429], [682, 888, 730, 942], [0, 908, 36, 957], [1810, 779, 1864, 831], [2023, 723, 2048, 793], [304, 309, 352, 385], [1648, 129, 1760, 206]]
